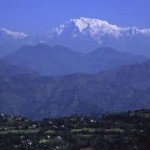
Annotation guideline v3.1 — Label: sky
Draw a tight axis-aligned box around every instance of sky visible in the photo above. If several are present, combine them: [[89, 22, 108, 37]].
[[0, 0, 149, 34]]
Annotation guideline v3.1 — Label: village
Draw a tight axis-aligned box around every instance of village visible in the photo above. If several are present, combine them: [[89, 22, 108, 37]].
[[0, 109, 150, 150]]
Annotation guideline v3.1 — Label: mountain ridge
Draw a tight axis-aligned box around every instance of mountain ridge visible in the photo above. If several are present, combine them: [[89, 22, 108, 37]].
[[3, 44, 147, 76], [39, 17, 150, 55], [0, 59, 38, 76], [0, 60, 150, 119], [1, 17, 150, 57]]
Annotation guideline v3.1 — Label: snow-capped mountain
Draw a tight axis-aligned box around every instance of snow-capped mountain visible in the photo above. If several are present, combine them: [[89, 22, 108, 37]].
[[0, 17, 150, 57], [44, 17, 150, 38], [39, 17, 150, 56], [0, 28, 28, 40], [0, 28, 30, 57]]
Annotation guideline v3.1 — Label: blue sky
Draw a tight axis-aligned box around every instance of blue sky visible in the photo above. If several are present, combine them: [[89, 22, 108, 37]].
[[0, 0, 149, 33]]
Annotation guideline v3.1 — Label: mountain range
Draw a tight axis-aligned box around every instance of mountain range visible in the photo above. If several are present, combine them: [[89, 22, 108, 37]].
[[0, 60, 150, 119], [2, 44, 147, 76], [0, 17, 150, 119], [0, 17, 150, 57], [40, 17, 150, 56]]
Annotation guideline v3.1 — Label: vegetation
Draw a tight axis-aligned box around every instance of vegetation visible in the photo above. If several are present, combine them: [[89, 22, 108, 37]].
[[0, 109, 150, 149]]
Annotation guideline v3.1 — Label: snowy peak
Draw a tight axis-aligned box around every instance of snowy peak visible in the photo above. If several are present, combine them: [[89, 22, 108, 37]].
[[70, 17, 122, 35], [134, 28, 150, 36], [39, 17, 150, 55], [0, 28, 29, 56], [51, 17, 150, 38], [0, 28, 28, 39], [52, 17, 123, 38]]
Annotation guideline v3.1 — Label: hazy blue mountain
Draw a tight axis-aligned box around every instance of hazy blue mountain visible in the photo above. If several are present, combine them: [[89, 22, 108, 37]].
[[0, 59, 37, 76], [3, 44, 147, 76], [84, 47, 146, 72], [0, 28, 29, 57], [0, 60, 150, 119], [3, 44, 84, 75]]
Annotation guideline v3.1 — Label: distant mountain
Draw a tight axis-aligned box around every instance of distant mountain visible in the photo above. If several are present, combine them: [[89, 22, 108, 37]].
[[39, 17, 150, 56], [84, 47, 146, 72], [0, 59, 37, 76], [3, 44, 147, 76], [1, 17, 150, 57], [98, 60, 150, 91], [3, 44, 84, 75], [0, 28, 27, 39], [0, 60, 150, 119], [0, 28, 29, 56]]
